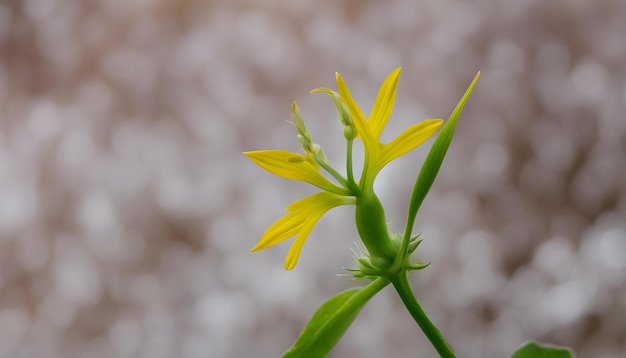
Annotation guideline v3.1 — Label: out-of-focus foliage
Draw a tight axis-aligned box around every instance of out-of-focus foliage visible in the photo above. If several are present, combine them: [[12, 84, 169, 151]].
[[511, 341, 573, 358]]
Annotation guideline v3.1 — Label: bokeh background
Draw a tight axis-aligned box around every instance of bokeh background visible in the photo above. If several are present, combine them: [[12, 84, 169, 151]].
[[0, 0, 625, 357]]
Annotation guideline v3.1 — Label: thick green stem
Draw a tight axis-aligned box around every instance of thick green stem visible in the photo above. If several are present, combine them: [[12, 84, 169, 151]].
[[355, 188, 396, 263], [392, 271, 456, 358]]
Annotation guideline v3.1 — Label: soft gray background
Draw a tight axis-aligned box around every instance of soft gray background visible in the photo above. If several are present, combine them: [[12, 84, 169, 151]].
[[0, 0, 625, 357]]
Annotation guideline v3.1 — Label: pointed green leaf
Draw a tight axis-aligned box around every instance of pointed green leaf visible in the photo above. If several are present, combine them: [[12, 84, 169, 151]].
[[283, 277, 389, 358], [404, 72, 480, 237], [510, 341, 574, 358]]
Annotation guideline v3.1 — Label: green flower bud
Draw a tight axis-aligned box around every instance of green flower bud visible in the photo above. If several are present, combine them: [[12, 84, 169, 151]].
[[296, 134, 309, 150], [342, 125, 356, 141], [291, 102, 307, 134], [291, 102, 315, 152], [311, 88, 357, 140]]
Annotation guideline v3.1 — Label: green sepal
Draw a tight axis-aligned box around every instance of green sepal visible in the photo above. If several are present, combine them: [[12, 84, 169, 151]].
[[407, 261, 430, 271], [408, 236, 424, 254], [283, 277, 389, 358], [510, 341, 574, 358], [404, 72, 480, 238]]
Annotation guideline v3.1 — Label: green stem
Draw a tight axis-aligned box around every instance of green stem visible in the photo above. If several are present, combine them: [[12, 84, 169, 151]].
[[392, 229, 412, 273], [317, 156, 349, 188], [345, 139, 360, 194], [346, 139, 355, 185], [392, 271, 455, 358], [355, 188, 396, 262]]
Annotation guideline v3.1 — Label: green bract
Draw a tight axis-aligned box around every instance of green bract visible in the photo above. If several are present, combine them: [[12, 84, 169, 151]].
[[283, 278, 389, 358]]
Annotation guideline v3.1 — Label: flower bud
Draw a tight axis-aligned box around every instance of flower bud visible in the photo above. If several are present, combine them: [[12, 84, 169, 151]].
[[343, 124, 356, 141], [291, 101, 324, 164], [311, 88, 357, 140], [291, 102, 307, 134]]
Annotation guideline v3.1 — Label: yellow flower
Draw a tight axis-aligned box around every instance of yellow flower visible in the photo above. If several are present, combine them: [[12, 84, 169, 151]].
[[245, 68, 447, 270], [335, 68, 443, 188]]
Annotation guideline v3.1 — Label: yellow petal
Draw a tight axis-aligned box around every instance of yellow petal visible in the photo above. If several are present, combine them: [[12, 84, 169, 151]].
[[378, 118, 443, 171], [336, 72, 378, 154], [250, 210, 303, 251], [251, 192, 355, 269], [369, 68, 401, 139], [283, 210, 324, 270], [244, 150, 348, 195], [284, 192, 355, 269]]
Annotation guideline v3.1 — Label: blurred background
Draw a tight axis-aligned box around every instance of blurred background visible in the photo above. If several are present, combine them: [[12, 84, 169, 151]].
[[0, 0, 625, 357]]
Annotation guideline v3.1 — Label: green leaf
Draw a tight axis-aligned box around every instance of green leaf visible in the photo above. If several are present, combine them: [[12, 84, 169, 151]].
[[511, 341, 574, 358], [404, 72, 480, 238], [283, 277, 389, 358]]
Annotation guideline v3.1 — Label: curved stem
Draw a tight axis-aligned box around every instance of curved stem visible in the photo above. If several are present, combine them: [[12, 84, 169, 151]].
[[392, 271, 456, 358], [317, 156, 349, 188]]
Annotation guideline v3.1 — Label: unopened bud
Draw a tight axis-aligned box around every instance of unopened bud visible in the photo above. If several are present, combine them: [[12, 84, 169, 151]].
[[290, 101, 317, 155], [291, 102, 307, 133], [311, 88, 358, 140], [296, 134, 310, 149], [343, 125, 356, 140]]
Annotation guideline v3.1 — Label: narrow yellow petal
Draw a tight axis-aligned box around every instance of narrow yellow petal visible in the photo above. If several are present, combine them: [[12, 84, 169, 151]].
[[369, 68, 401, 139], [284, 192, 355, 269], [284, 236, 305, 270], [251, 212, 303, 251], [251, 192, 355, 269], [244, 150, 348, 195], [283, 211, 324, 270], [378, 118, 443, 171], [284, 191, 351, 212], [336, 72, 378, 154]]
